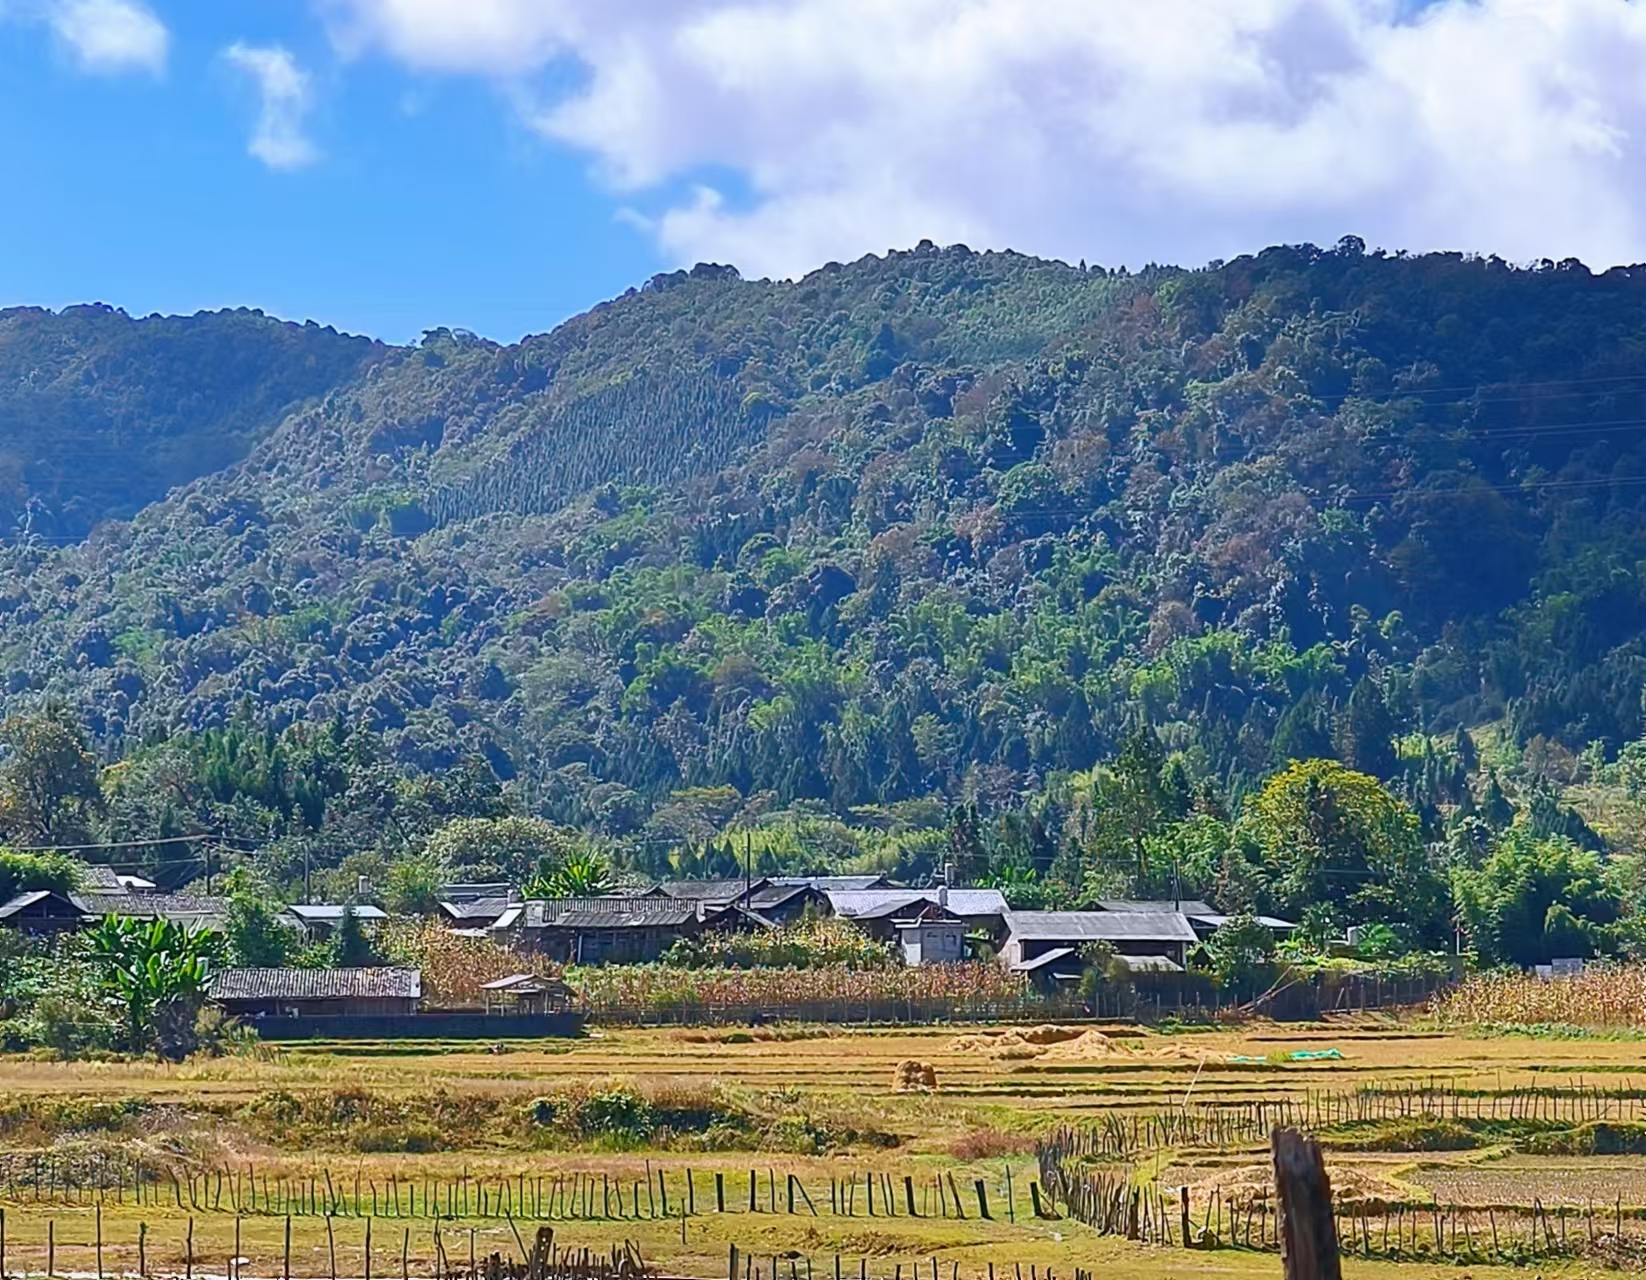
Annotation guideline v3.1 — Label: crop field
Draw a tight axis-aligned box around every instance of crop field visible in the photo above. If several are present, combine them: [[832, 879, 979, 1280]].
[[5, 1018, 1646, 1279]]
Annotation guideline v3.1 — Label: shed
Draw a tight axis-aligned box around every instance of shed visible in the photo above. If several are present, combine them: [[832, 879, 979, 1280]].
[[479, 973, 577, 1014], [211, 968, 422, 1018]]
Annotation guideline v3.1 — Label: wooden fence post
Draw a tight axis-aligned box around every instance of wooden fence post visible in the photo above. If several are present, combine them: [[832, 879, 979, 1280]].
[[1273, 1128, 1341, 1280]]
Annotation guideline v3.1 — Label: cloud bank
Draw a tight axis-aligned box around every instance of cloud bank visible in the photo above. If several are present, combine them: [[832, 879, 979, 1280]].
[[320, 0, 1646, 277], [225, 42, 321, 171]]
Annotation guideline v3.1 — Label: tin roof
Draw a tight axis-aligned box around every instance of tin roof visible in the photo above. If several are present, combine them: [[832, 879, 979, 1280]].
[[522, 898, 701, 929], [210, 967, 422, 1002], [1005, 910, 1198, 943], [826, 888, 1007, 919]]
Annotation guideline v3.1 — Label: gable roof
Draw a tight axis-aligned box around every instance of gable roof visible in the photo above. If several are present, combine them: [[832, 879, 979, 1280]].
[[0, 889, 88, 921], [826, 888, 1007, 920], [210, 967, 422, 1002], [894, 901, 966, 927], [1005, 910, 1198, 943]]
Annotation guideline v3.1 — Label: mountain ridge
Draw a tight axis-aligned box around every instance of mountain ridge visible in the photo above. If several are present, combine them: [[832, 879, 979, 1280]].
[[5, 240, 1646, 883]]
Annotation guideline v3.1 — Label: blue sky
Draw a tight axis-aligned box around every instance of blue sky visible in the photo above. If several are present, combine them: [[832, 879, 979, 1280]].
[[0, 3, 659, 343], [6, 0, 1646, 346]]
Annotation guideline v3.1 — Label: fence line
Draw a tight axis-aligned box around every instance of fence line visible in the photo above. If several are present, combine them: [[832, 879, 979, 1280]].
[[0, 1211, 1070, 1280]]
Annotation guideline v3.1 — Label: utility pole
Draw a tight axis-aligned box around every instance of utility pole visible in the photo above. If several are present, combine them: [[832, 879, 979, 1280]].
[[304, 845, 311, 905]]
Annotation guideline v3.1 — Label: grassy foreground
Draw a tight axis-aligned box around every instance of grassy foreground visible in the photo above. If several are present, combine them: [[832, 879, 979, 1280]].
[[3, 1018, 1644, 1278]]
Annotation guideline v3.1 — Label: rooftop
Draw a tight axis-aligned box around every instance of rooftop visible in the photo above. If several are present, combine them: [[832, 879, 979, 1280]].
[[654, 878, 769, 902], [1005, 910, 1198, 943], [1097, 899, 1218, 917], [826, 888, 1008, 919], [210, 968, 422, 1002], [523, 898, 702, 929], [286, 904, 389, 923]]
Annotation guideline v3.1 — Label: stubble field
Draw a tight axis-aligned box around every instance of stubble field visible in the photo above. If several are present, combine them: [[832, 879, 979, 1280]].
[[2, 1018, 1643, 1280]]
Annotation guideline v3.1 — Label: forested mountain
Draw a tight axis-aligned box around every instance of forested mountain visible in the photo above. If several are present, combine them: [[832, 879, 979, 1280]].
[[0, 305, 381, 540], [8, 240, 1646, 934]]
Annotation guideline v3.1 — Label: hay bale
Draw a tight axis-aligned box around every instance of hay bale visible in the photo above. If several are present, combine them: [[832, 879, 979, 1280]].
[[892, 1060, 938, 1092]]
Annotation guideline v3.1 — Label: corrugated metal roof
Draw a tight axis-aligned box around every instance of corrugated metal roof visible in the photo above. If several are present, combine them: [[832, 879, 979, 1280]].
[[287, 905, 389, 922], [75, 892, 229, 925], [1098, 899, 1217, 917], [769, 875, 887, 891], [1011, 946, 1077, 973], [77, 864, 123, 891], [1188, 913, 1297, 931], [0, 890, 84, 920], [440, 898, 511, 922], [1005, 911, 1197, 943], [655, 879, 769, 901], [1113, 954, 1185, 973], [523, 898, 700, 929], [211, 968, 422, 1001], [826, 888, 1007, 919]]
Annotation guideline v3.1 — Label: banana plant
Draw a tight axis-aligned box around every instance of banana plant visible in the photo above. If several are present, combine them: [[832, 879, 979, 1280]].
[[84, 915, 225, 1057]]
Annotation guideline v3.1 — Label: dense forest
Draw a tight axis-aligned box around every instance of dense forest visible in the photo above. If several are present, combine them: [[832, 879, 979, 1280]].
[[7, 240, 1646, 960]]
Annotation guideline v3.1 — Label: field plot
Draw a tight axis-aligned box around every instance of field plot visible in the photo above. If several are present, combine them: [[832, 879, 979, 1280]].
[[4, 1019, 1646, 1278]]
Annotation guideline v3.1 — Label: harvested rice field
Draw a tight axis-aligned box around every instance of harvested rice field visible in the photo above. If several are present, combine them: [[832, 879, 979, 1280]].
[[4, 1017, 1646, 1278]]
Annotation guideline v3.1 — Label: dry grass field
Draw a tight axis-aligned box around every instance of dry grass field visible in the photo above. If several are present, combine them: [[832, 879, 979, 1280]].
[[4, 1017, 1646, 1279]]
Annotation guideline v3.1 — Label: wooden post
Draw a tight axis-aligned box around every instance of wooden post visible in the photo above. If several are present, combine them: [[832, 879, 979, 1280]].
[[327, 1215, 338, 1280], [365, 1217, 372, 1280], [716, 1173, 726, 1214], [48, 1219, 54, 1278], [1180, 1187, 1192, 1247], [974, 1179, 991, 1220], [1272, 1128, 1341, 1280], [284, 1216, 292, 1280], [236, 1218, 242, 1280], [140, 1223, 147, 1279], [729, 1245, 740, 1280], [186, 1218, 194, 1280], [97, 1202, 104, 1279]]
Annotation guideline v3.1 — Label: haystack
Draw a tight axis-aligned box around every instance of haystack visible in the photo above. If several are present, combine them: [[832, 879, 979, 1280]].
[[892, 1060, 938, 1092]]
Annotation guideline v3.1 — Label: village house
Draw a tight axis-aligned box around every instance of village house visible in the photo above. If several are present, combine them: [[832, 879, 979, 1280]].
[[210, 967, 423, 1019], [502, 896, 763, 964], [0, 889, 92, 935], [824, 887, 1009, 942], [283, 903, 389, 942], [893, 900, 968, 966], [1000, 910, 1200, 981]]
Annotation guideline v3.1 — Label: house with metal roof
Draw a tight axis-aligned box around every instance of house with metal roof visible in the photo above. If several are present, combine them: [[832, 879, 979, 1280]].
[[283, 903, 389, 941], [210, 968, 422, 1018], [824, 887, 1009, 940], [1095, 899, 1295, 938], [0, 889, 93, 935], [1001, 910, 1198, 973], [503, 896, 764, 964]]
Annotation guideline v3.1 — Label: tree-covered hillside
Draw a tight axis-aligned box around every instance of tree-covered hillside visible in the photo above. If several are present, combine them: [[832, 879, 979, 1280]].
[[8, 240, 1646, 942], [0, 305, 381, 540]]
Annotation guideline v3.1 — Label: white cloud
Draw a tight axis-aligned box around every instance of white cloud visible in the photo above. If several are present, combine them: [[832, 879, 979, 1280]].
[[320, 0, 1646, 277], [32, 0, 168, 74], [225, 42, 321, 171]]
